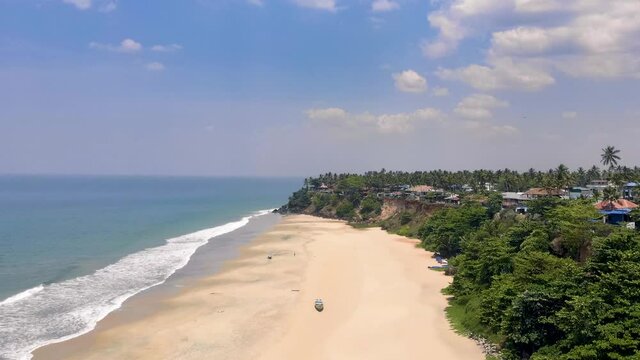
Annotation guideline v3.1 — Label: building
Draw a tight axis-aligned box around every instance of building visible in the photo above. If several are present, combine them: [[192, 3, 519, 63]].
[[623, 182, 638, 199], [523, 188, 566, 199], [586, 180, 611, 192], [444, 194, 460, 205], [408, 185, 436, 195], [502, 192, 527, 208], [595, 198, 638, 225], [569, 187, 593, 199]]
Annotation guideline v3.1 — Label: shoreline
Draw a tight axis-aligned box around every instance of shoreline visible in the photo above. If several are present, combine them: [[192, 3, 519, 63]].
[[27, 212, 282, 360], [34, 215, 484, 359]]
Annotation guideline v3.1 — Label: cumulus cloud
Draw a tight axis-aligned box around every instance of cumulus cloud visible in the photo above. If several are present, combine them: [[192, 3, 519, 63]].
[[463, 121, 520, 136], [425, 0, 640, 88], [393, 70, 428, 93], [99, 0, 116, 12], [451, 94, 517, 136], [151, 44, 183, 52], [307, 107, 444, 134], [62, 0, 116, 11], [371, 0, 399, 12], [432, 87, 449, 96], [454, 94, 509, 119], [63, 0, 91, 10], [89, 38, 142, 53], [421, 12, 466, 58], [291, 0, 337, 11], [306, 107, 348, 119], [437, 58, 555, 91], [146, 62, 165, 71]]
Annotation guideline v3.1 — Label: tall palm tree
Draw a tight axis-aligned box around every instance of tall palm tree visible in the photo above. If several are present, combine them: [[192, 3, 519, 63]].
[[555, 164, 573, 190], [601, 146, 621, 169]]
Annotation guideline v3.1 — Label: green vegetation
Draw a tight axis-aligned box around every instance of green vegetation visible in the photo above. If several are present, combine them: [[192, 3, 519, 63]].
[[335, 201, 355, 219], [359, 195, 382, 220], [280, 147, 640, 359], [423, 200, 640, 359], [419, 203, 488, 258]]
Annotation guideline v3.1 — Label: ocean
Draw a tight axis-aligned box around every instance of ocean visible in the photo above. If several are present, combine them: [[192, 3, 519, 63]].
[[0, 175, 300, 360]]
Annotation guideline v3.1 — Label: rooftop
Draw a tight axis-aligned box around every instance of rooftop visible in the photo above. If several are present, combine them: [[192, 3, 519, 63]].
[[595, 199, 638, 211]]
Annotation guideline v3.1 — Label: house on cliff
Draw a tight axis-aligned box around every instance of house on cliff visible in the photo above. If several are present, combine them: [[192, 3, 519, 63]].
[[523, 188, 566, 200], [502, 192, 527, 208]]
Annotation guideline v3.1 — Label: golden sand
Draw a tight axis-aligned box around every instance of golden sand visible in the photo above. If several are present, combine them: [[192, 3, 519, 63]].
[[35, 215, 483, 360]]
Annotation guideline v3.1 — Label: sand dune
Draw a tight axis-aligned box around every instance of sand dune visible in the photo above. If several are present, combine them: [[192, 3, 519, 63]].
[[34, 215, 483, 360]]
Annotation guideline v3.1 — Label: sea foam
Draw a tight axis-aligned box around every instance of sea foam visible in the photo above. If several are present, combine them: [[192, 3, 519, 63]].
[[0, 286, 44, 307], [0, 209, 274, 360]]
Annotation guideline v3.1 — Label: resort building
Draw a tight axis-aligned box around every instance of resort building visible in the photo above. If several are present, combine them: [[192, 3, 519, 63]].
[[586, 180, 611, 191]]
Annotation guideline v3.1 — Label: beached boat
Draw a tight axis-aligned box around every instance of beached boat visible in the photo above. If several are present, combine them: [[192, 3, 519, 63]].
[[314, 298, 324, 312]]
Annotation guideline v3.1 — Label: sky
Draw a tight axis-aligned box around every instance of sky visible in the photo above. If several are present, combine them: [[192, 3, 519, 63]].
[[1, 0, 638, 176]]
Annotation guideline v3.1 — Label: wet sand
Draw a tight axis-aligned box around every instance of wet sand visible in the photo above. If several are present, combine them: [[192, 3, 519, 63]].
[[34, 215, 483, 360]]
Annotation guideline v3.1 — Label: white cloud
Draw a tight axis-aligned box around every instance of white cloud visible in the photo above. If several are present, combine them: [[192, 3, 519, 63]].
[[437, 58, 555, 91], [421, 12, 466, 58], [453, 93, 517, 136], [463, 121, 520, 136], [146, 62, 165, 71], [62, 0, 116, 11], [151, 44, 183, 52], [89, 38, 142, 54], [454, 94, 508, 119], [514, 0, 564, 13], [372, 0, 399, 12], [291, 0, 337, 11], [433, 87, 450, 96], [99, 0, 116, 12], [562, 111, 578, 119], [393, 70, 427, 93], [307, 107, 348, 119], [119, 39, 142, 53], [425, 0, 640, 84], [307, 107, 444, 134], [63, 0, 91, 10]]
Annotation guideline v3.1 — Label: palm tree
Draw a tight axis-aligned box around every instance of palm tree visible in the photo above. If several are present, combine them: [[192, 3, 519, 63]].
[[602, 186, 620, 209], [555, 164, 573, 190], [601, 146, 621, 169]]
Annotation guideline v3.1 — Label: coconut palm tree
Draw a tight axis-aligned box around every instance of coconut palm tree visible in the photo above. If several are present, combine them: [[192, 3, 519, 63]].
[[602, 186, 620, 209], [601, 146, 621, 169], [555, 164, 573, 190]]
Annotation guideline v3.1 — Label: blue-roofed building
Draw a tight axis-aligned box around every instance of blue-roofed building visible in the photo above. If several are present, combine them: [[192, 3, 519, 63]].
[[596, 198, 638, 225], [600, 209, 632, 225], [623, 182, 638, 199]]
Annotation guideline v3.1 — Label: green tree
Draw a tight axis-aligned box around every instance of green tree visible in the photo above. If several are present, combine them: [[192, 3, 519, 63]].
[[335, 201, 355, 219], [486, 192, 504, 218], [602, 186, 619, 208], [359, 195, 382, 220], [420, 203, 488, 257], [601, 146, 621, 169]]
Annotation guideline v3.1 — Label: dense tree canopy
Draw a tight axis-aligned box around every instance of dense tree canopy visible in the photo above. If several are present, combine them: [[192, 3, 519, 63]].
[[282, 160, 640, 359]]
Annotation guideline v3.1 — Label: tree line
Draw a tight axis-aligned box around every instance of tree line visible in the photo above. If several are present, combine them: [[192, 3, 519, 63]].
[[280, 146, 639, 359]]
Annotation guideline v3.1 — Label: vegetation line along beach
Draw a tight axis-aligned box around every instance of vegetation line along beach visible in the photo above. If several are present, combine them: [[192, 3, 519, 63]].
[[280, 146, 640, 360]]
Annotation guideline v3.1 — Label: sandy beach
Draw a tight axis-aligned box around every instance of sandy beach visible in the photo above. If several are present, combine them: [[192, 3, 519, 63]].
[[34, 215, 483, 360]]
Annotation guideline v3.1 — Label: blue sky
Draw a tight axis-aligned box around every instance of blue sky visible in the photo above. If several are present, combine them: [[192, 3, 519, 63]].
[[1, 0, 639, 176]]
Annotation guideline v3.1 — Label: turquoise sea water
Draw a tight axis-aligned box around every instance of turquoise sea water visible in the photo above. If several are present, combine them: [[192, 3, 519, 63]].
[[0, 175, 300, 359]]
